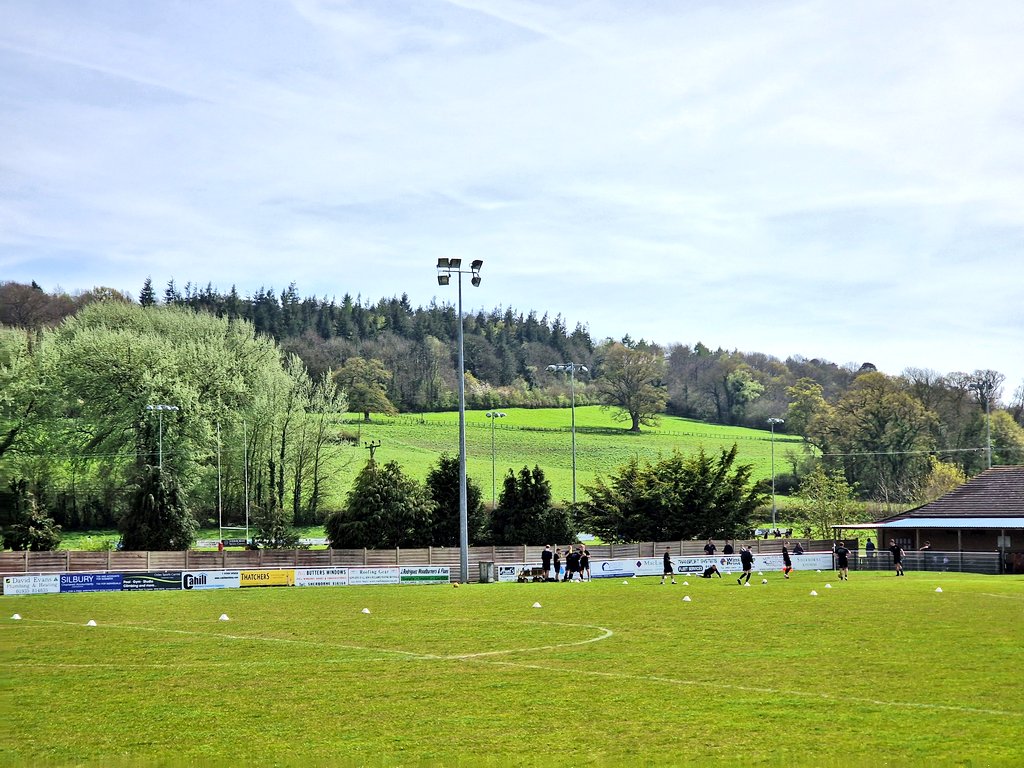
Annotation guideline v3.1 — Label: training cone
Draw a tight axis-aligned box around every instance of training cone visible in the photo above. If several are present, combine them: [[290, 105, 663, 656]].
[[935, 587, 943, 593], [219, 614, 230, 621], [12, 614, 22, 620], [809, 590, 818, 596], [622, 580, 629, 585], [361, 608, 371, 614], [825, 584, 832, 588], [86, 619, 97, 626], [758, 572, 763, 576], [532, 602, 542, 608], [743, 581, 751, 587], [816, 569, 821, 573], [683, 596, 691, 602], [682, 581, 689, 586]]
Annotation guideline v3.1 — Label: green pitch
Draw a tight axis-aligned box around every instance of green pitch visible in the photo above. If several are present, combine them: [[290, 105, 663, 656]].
[[2, 571, 1021, 767]]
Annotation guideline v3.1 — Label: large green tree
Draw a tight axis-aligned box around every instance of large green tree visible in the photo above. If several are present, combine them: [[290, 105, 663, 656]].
[[324, 459, 435, 549], [490, 465, 575, 545], [333, 357, 398, 422], [120, 465, 196, 550], [424, 454, 487, 546], [581, 446, 764, 543], [595, 341, 667, 432]]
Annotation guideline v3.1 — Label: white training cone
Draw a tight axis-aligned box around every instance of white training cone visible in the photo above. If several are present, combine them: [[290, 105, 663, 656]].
[[532, 602, 542, 608], [935, 587, 943, 593], [219, 614, 230, 621], [682, 596, 691, 602], [825, 584, 832, 589], [11, 614, 21, 620], [361, 608, 371, 614], [816, 569, 821, 573], [622, 580, 629, 585], [86, 619, 97, 626], [743, 581, 751, 587], [682, 581, 689, 586], [758, 572, 763, 576], [725, 571, 731, 575], [809, 590, 818, 596]]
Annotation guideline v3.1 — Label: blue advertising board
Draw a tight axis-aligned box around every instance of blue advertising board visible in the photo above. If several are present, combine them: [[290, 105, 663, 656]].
[[59, 572, 123, 593]]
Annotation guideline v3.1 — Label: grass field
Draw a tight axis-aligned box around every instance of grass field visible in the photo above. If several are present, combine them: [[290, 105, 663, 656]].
[[3, 570, 1022, 767]]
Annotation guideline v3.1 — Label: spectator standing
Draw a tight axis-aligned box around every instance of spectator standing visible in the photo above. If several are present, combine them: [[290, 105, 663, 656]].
[[564, 547, 580, 582], [793, 541, 804, 555], [553, 548, 562, 582], [580, 545, 591, 581], [660, 547, 677, 585], [889, 539, 905, 576], [542, 545, 553, 581], [723, 540, 734, 555], [704, 538, 717, 556], [865, 539, 876, 559]]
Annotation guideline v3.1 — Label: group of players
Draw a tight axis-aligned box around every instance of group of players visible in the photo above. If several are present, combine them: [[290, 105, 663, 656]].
[[659, 538, 858, 584], [544, 537, 906, 585], [540, 544, 591, 581]]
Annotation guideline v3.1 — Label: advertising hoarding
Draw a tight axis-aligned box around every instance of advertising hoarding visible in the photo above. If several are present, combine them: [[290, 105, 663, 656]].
[[59, 573, 123, 593], [182, 570, 240, 590], [3, 574, 61, 596], [121, 571, 183, 591], [294, 568, 349, 587]]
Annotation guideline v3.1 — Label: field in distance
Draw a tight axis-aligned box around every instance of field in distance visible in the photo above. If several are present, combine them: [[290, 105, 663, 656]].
[[329, 406, 807, 505], [2, 570, 1021, 766]]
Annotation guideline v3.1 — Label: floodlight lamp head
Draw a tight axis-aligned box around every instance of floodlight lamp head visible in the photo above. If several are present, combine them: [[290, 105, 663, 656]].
[[436, 258, 449, 269], [471, 275, 481, 287], [437, 274, 450, 286], [448, 258, 462, 269], [470, 259, 483, 272]]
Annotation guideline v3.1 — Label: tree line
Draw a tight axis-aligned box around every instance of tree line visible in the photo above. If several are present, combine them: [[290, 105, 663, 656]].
[[2, 279, 1023, 548]]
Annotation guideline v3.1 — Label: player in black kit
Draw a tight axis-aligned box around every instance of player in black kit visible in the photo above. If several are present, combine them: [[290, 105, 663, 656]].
[[738, 546, 754, 585], [660, 547, 677, 584]]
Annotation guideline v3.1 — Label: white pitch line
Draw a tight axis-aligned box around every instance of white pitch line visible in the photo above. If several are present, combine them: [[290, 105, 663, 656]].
[[459, 657, 1021, 719], [9, 617, 613, 662], [980, 593, 1024, 601]]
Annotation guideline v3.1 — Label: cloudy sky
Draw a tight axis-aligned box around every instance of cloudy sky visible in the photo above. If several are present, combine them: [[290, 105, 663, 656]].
[[2, 0, 1022, 397]]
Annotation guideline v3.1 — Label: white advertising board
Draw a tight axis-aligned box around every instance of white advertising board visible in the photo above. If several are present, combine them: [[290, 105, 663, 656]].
[[399, 566, 450, 585], [592, 552, 834, 578], [3, 574, 61, 595], [348, 567, 400, 586], [496, 562, 544, 582], [294, 568, 349, 587], [181, 570, 241, 590]]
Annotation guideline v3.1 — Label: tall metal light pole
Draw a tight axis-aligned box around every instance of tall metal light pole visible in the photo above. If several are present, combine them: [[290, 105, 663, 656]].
[[436, 258, 482, 583], [547, 363, 588, 506], [485, 411, 506, 510], [145, 404, 179, 470], [984, 394, 992, 469], [767, 417, 784, 529]]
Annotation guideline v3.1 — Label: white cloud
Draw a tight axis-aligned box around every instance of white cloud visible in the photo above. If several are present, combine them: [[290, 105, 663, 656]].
[[1, 0, 1022, 395]]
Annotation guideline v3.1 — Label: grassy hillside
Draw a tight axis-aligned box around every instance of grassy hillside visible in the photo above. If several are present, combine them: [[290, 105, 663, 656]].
[[330, 406, 808, 505]]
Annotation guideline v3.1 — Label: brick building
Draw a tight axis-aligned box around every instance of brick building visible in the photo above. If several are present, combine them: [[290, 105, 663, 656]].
[[873, 465, 1024, 573]]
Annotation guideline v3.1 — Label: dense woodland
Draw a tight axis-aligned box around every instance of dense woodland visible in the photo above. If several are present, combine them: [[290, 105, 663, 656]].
[[1, 279, 1023, 548]]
